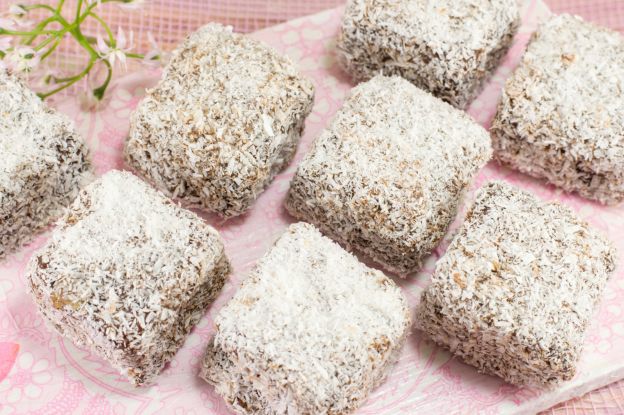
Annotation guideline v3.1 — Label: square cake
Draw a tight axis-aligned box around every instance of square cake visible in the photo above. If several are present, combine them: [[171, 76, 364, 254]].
[[285, 75, 492, 275], [200, 222, 411, 414], [491, 14, 624, 205], [416, 181, 617, 386], [26, 170, 230, 386], [336, 0, 520, 108], [125, 23, 315, 218], [1, 69, 92, 259]]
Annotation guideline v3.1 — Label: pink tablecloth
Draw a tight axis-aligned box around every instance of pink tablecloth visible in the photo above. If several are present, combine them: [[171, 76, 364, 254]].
[[1, 1, 624, 414]]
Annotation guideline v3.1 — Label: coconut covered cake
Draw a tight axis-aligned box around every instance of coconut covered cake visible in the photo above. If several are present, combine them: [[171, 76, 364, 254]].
[[491, 14, 624, 205], [26, 170, 230, 386], [285, 75, 491, 275], [125, 23, 315, 218], [416, 181, 617, 387], [201, 222, 411, 414], [336, 0, 520, 108], [0, 69, 92, 259]]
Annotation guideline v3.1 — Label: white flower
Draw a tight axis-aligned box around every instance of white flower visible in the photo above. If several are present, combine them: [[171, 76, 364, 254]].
[[8, 4, 26, 16], [5, 46, 40, 73], [3, 5, 32, 29], [142, 32, 165, 67], [0, 17, 17, 31], [0, 36, 11, 52], [12, 18, 32, 29], [117, 0, 145, 10], [0, 352, 52, 404], [0, 60, 6, 71], [97, 27, 133, 71]]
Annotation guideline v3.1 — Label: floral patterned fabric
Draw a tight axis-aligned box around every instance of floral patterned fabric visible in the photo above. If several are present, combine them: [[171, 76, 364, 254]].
[[1, 0, 624, 414]]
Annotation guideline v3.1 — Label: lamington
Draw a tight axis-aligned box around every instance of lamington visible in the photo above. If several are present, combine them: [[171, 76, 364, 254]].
[[201, 222, 411, 415], [491, 14, 624, 205], [26, 170, 230, 386], [0, 69, 92, 259], [285, 75, 492, 275], [416, 181, 617, 386], [125, 23, 315, 218], [336, 0, 520, 108]]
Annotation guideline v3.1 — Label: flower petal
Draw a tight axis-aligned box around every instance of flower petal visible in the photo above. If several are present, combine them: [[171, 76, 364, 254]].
[[31, 358, 48, 373], [0, 37, 12, 53], [116, 27, 126, 49], [0, 17, 17, 31], [127, 30, 134, 51], [18, 352, 33, 369], [115, 51, 127, 71], [24, 384, 41, 399], [9, 4, 26, 16], [96, 34, 109, 55], [7, 387, 21, 403], [32, 370, 52, 384], [147, 31, 158, 49]]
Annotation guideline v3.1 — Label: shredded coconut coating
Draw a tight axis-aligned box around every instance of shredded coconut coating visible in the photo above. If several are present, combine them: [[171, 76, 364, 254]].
[[26, 170, 230, 386], [0, 69, 92, 259], [336, 0, 520, 109], [492, 14, 624, 205], [416, 181, 617, 387], [285, 75, 492, 276], [125, 23, 315, 218], [200, 222, 411, 415]]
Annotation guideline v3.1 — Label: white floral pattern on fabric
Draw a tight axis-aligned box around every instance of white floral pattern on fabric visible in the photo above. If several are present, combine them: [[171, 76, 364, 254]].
[[1, 1, 624, 414], [0, 352, 52, 403]]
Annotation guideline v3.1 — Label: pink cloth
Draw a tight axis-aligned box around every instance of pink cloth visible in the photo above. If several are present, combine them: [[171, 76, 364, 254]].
[[548, 0, 624, 32], [1, 0, 624, 414]]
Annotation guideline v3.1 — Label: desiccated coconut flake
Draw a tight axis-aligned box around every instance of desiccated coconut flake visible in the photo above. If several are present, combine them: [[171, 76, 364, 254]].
[[0, 69, 93, 259], [125, 23, 315, 218], [416, 181, 617, 387], [336, 0, 520, 109], [285, 75, 491, 275], [26, 170, 230, 386], [491, 14, 624, 205], [200, 222, 411, 414]]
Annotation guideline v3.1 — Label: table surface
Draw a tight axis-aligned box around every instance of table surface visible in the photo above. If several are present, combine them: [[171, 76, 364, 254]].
[[0, 1, 623, 414]]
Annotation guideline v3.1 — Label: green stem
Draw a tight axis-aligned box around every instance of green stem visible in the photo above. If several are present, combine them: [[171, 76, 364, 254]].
[[71, 3, 104, 60], [61, 0, 122, 60], [93, 59, 113, 99], [74, 29, 100, 60], [0, 28, 57, 37], [50, 70, 87, 83], [48, 7, 99, 60], [24, 4, 57, 13], [34, 33, 61, 52], [25, 16, 60, 45], [50, 76, 77, 84], [88, 12, 114, 45], [125, 52, 144, 59], [38, 59, 95, 99], [38, 37, 62, 61], [22, 0, 141, 101], [75, 0, 84, 22]]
